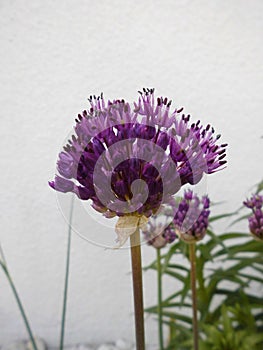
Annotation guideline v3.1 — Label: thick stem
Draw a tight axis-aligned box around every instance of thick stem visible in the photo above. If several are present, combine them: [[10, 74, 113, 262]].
[[59, 195, 74, 350], [130, 228, 145, 350], [0, 263, 38, 350], [189, 243, 199, 350], [157, 248, 164, 350]]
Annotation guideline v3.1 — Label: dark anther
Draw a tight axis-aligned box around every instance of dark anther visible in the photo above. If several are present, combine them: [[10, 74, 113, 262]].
[[138, 90, 143, 95], [167, 100, 172, 107], [219, 160, 227, 165], [157, 97, 161, 106], [206, 124, 210, 131], [207, 159, 215, 165], [219, 154, 226, 160], [221, 143, 228, 147], [216, 134, 221, 140], [176, 107, 184, 113]]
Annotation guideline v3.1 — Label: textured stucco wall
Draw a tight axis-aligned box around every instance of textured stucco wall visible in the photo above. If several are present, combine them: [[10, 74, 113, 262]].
[[0, 0, 262, 347]]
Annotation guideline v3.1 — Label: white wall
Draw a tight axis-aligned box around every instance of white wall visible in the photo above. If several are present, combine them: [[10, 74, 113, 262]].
[[0, 0, 262, 347]]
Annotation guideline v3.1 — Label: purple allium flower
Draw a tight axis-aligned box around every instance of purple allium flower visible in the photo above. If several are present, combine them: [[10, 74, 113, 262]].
[[142, 201, 177, 248], [143, 224, 173, 249], [173, 190, 210, 243], [244, 194, 263, 241], [49, 89, 225, 245]]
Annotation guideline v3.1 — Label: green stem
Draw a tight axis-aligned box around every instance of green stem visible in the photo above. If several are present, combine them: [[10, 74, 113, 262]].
[[59, 195, 74, 350], [0, 242, 7, 265], [157, 248, 164, 350], [130, 228, 145, 350], [0, 261, 38, 350], [189, 243, 199, 350]]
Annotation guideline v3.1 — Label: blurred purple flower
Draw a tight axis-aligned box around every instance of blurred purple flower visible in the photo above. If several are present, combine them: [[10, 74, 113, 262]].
[[244, 194, 263, 241], [142, 191, 210, 247], [174, 190, 210, 243], [142, 201, 177, 248], [49, 89, 226, 221]]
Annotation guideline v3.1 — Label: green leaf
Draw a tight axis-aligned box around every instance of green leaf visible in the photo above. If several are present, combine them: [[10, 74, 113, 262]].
[[146, 308, 192, 324], [164, 269, 187, 283], [166, 264, 189, 272], [230, 213, 250, 226], [180, 270, 191, 305], [215, 289, 263, 306], [163, 290, 186, 304], [214, 239, 261, 258], [256, 179, 263, 194], [238, 272, 263, 284], [209, 211, 238, 222], [217, 232, 249, 240], [157, 240, 186, 275], [163, 302, 192, 308]]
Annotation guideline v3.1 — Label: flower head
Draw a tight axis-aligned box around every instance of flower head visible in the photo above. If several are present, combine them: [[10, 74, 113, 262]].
[[244, 194, 263, 241], [49, 89, 225, 245], [173, 190, 210, 243], [142, 201, 177, 248]]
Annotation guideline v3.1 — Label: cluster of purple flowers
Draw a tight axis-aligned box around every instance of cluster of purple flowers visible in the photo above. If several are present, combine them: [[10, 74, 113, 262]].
[[142, 222, 175, 249], [142, 202, 177, 248], [143, 190, 210, 248], [49, 89, 226, 220], [173, 190, 210, 243], [244, 194, 263, 240]]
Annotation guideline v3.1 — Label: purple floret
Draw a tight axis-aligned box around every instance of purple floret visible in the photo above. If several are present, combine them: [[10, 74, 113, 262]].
[[244, 194, 263, 240], [173, 190, 210, 243], [142, 190, 210, 248]]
